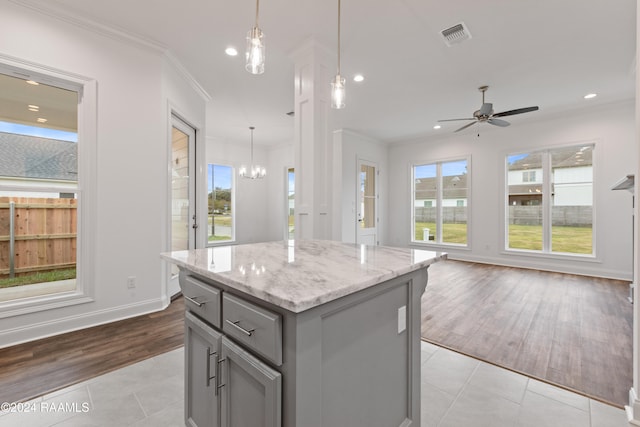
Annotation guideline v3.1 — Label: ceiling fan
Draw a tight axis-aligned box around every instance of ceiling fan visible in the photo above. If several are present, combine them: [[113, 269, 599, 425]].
[[439, 85, 539, 133]]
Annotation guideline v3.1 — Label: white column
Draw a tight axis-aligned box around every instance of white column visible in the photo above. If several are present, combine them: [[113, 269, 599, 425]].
[[291, 40, 335, 240], [627, 0, 640, 424]]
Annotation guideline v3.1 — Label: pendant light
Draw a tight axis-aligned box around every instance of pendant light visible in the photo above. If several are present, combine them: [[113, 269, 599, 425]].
[[331, 0, 345, 109], [239, 127, 266, 179], [246, 0, 265, 75]]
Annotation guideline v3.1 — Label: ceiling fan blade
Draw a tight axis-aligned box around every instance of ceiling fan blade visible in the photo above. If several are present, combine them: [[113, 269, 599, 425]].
[[454, 121, 477, 133], [479, 102, 493, 116], [493, 106, 539, 118], [488, 118, 510, 127], [438, 118, 475, 122]]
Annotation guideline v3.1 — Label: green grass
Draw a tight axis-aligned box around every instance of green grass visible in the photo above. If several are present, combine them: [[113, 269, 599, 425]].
[[414, 222, 467, 244], [0, 268, 76, 289], [207, 215, 232, 241], [414, 222, 592, 254], [508, 225, 592, 254]]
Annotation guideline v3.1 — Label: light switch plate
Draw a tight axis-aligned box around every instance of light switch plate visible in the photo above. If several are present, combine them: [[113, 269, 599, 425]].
[[398, 306, 406, 334]]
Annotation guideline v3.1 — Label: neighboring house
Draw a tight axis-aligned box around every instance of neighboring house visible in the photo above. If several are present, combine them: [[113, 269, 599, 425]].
[[0, 131, 78, 196], [507, 149, 593, 206], [414, 174, 468, 207]]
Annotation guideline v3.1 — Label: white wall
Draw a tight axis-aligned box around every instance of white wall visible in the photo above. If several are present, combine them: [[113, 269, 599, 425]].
[[334, 130, 389, 245], [0, 2, 206, 347], [389, 100, 636, 280]]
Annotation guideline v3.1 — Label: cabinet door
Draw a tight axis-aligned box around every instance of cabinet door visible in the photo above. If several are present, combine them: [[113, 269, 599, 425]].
[[220, 337, 281, 427], [185, 311, 222, 427]]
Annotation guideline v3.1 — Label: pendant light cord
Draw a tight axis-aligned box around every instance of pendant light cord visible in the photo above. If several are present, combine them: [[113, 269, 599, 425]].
[[255, 0, 260, 27], [337, 0, 341, 75], [250, 127, 255, 168]]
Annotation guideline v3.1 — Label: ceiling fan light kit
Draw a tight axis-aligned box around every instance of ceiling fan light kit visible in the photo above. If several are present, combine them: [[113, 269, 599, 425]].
[[439, 85, 539, 133]]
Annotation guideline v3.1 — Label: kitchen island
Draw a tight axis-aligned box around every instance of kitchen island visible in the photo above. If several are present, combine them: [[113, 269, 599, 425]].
[[162, 239, 445, 427]]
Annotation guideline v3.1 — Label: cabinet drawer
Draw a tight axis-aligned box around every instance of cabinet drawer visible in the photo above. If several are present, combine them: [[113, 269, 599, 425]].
[[181, 275, 222, 328], [222, 293, 282, 366]]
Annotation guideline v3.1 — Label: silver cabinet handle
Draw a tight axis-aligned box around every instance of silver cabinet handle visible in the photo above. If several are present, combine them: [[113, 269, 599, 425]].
[[206, 347, 216, 387], [216, 358, 226, 394], [184, 295, 205, 307], [225, 319, 255, 336]]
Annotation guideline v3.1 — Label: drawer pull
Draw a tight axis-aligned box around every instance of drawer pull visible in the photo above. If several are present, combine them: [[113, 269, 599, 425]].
[[225, 319, 255, 336], [185, 295, 206, 307], [216, 358, 226, 394], [206, 348, 217, 387]]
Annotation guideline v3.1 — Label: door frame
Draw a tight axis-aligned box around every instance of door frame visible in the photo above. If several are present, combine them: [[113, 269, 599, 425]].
[[166, 111, 200, 300], [356, 158, 378, 246]]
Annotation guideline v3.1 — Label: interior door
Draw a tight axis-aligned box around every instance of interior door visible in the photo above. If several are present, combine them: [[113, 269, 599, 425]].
[[169, 115, 197, 297], [357, 160, 378, 246]]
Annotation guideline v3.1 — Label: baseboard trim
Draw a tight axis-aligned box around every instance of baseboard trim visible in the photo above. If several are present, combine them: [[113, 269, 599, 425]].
[[444, 253, 631, 281], [0, 298, 168, 348], [627, 388, 640, 425]]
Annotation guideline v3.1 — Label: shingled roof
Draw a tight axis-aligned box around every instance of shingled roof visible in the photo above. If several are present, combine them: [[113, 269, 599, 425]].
[[0, 132, 77, 181]]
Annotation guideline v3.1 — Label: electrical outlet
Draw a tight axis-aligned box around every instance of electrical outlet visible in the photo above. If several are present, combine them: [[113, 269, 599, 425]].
[[127, 276, 136, 289]]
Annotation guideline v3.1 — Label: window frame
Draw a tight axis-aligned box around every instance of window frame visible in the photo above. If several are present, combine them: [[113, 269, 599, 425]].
[[504, 142, 596, 258], [206, 163, 236, 246], [411, 155, 471, 248], [0, 56, 97, 318]]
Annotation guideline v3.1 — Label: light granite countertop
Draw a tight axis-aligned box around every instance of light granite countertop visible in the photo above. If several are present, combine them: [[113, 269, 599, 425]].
[[161, 239, 446, 313]]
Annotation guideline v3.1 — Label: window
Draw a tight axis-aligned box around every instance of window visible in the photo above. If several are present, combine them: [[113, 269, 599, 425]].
[[412, 158, 469, 245], [207, 164, 234, 243], [506, 144, 594, 255], [0, 61, 96, 314], [286, 168, 294, 239]]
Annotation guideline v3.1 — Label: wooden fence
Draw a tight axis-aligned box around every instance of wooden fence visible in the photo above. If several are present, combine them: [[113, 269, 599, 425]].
[[0, 197, 77, 278]]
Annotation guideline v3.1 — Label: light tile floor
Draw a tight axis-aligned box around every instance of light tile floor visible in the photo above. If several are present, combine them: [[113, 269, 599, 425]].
[[0, 342, 628, 426]]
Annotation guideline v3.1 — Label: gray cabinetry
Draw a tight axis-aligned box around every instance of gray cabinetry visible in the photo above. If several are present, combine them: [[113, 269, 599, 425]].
[[179, 264, 429, 427], [185, 311, 221, 427], [220, 337, 282, 427], [183, 276, 282, 427]]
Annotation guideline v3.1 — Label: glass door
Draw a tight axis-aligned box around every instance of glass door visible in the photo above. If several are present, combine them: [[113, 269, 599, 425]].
[[169, 115, 196, 292], [357, 160, 377, 246]]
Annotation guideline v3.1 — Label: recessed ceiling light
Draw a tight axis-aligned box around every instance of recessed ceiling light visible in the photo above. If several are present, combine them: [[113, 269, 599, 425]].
[[433, 125, 441, 130], [353, 74, 364, 82], [37, 118, 47, 123], [225, 47, 238, 56], [28, 104, 39, 111], [26, 80, 39, 85], [584, 93, 597, 99]]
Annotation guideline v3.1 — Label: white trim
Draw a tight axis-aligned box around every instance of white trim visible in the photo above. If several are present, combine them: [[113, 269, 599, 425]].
[[8, 0, 166, 54], [627, 388, 640, 425], [432, 252, 631, 281], [0, 297, 167, 349], [0, 58, 97, 318], [163, 52, 211, 102]]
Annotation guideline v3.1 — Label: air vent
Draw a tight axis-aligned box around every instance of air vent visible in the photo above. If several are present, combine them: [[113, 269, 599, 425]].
[[440, 22, 472, 47]]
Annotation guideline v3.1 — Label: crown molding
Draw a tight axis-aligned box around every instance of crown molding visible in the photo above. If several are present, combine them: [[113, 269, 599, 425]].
[[163, 52, 212, 102], [10, 0, 211, 102], [9, 0, 167, 54]]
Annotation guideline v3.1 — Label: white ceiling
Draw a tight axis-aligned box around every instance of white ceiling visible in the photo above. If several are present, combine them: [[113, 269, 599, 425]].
[[19, 0, 637, 146]]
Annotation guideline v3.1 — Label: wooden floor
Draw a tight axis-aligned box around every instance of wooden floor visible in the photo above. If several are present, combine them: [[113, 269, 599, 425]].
[[0, 262, 633, 409], [0, 296, 184, 404], [422, 260, 633, 408]]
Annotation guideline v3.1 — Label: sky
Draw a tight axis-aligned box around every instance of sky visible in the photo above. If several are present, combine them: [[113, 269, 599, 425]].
[[0, 121, 77, 142], [208, 164, 232, 192], [415, 159, 467, 179]]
